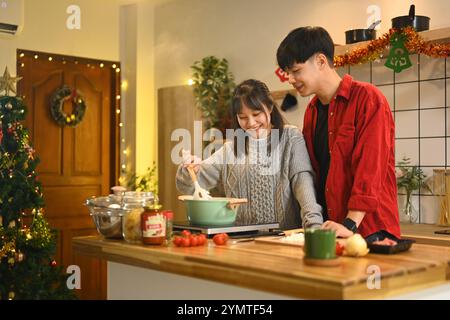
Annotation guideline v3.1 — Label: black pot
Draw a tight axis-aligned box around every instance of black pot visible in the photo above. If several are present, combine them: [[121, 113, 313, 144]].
[[392, 5, 430, 31], [345, 29, 376, 44]]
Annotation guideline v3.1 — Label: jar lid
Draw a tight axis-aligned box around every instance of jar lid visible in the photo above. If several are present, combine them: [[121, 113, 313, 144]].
[[162, 210, 174, 219]]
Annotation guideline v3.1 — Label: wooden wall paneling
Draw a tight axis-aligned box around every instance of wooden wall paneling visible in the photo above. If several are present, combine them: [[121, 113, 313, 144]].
[[158, 85, 202, 222]]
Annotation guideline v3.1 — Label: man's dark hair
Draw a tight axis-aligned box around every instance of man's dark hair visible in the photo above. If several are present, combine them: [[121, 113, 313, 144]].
[[277, 26, 335, 70]]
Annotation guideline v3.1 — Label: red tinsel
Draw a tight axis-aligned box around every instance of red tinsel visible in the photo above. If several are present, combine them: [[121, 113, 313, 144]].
[[334, 27, 450, 68]]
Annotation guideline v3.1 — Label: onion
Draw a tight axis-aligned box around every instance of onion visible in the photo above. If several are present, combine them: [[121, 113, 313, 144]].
[[344, 234, 369, 257]]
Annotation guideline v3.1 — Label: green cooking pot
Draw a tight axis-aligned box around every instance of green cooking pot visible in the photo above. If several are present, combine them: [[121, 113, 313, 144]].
[[178, 195, 247, 226]]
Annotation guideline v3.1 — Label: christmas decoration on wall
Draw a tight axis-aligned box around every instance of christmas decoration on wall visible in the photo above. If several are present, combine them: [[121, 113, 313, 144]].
[[384, 33, 412, 73], [334, 27, 450, 69], [274, 67, 289, 82], [50, 85, 86, 127], [0, 66, 76, 300]]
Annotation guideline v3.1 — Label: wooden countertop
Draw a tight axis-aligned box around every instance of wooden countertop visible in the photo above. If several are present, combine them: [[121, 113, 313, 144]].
[[73, 235, 450, 300], [401, 223, 450, 247]]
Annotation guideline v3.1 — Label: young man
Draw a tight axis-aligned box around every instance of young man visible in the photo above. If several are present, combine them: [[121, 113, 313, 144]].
[[276, 26, 400, 238]]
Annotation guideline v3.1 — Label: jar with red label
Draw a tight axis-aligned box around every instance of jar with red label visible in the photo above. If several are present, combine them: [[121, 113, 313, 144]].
[[141, 206, 165, 245]]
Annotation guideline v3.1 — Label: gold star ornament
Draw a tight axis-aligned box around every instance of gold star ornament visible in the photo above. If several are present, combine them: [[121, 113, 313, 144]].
[[0, 66, 22, 96]]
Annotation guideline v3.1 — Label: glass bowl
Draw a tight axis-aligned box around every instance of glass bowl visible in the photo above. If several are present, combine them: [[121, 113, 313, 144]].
[[86, 191, 154, 239]]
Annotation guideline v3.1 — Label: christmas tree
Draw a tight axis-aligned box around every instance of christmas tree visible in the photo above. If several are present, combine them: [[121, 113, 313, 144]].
[[0, 67, 76, 300]]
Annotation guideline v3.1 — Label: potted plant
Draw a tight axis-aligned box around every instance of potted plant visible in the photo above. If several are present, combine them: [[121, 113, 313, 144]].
[[396, 157, 431, 222], [191, 56, 235, 133], [120, 162, 158, 195]]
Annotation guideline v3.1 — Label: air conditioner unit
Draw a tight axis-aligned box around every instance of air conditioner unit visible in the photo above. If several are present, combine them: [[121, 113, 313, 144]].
[[0, 0, 24, 36]]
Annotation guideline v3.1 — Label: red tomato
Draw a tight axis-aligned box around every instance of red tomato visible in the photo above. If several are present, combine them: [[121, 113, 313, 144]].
[[213, 233, 228, 245], [197, 234, 207, 245], [173, 236, 183, 247], [181, 230, 191, 237], [181, 237, 191, 247], [336, 242, 344, 256], [190, 236, 199, 247]]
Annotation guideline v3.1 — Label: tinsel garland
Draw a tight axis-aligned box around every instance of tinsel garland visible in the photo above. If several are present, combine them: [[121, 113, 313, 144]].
[[334, 27, 450, 68]]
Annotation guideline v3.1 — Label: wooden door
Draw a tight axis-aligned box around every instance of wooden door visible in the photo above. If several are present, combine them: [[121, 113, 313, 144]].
[[17, 49, 120, 299]]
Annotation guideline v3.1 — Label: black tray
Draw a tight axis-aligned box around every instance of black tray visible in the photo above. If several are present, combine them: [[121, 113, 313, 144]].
[[365, 230, 415, 254]]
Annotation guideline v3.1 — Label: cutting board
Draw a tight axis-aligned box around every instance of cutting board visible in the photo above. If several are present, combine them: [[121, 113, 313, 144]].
[[255, 236, 304, 247], [255, 229, 305, 247]]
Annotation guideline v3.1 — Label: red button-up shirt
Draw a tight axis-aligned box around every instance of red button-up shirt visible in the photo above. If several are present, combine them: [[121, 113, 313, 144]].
[[302, 75, 400, 238]]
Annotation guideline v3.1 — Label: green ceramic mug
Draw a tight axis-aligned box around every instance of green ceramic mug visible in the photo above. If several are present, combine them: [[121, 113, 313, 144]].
[[304, 229, 336, 259]]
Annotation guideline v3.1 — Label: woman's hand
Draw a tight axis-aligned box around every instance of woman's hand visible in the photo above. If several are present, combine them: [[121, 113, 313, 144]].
[[321, 220, 354, 238], [181, 149, 202, 173]]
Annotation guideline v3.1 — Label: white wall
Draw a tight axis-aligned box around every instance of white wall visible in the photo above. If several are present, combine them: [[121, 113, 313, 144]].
[[0, 0, 120, 75], [154, 0, 450, 91]]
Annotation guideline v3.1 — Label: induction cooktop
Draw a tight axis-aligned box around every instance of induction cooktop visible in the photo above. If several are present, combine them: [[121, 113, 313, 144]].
[[173, 221, 281, 237]]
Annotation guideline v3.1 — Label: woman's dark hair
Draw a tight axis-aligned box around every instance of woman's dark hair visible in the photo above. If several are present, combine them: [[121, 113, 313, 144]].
[[230, 79, 285, 156], [277, 26, 335, 71]]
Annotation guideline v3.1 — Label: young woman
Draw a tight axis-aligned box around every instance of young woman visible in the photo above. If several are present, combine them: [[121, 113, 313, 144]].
[[176, 79, 323, 230]]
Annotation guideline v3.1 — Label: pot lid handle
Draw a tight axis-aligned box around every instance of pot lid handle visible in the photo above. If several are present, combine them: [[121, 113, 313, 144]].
[[368, 19, 381, 30], [408, 4, 415, 21]]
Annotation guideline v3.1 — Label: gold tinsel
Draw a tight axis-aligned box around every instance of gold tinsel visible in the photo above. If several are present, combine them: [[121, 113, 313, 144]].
[[334, 27, 450, 68]]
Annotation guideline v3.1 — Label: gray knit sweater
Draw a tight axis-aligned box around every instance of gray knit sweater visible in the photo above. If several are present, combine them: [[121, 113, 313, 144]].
[[175, 126, 323, 229]]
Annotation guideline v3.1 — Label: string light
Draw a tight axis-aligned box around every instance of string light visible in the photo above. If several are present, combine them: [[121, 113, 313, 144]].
[[21, 52, 124, 181], [187, 79, 194, 86]]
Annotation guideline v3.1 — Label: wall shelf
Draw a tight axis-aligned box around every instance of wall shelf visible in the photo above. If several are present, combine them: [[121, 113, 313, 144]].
[[335, 27, 450, 56]]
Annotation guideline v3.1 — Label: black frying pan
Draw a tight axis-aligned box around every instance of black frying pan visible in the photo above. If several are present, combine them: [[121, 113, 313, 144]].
[[345, 20, 380, 44], [392, 5, 430, 31]]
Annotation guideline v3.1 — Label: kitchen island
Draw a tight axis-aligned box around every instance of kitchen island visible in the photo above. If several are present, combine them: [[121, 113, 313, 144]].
[[73, 234, 450, 300]]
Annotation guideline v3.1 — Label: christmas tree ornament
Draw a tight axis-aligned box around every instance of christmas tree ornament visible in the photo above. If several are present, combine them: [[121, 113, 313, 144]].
[[0, 67, 22, 96], [385, 32, 412, 73], [15, 252, 24, 262], [5, 102, 12, 109], [50, 260, 57, 267]]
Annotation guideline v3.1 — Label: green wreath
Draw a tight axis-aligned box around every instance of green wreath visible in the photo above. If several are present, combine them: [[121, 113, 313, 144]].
[[50, 85, 86, 127]]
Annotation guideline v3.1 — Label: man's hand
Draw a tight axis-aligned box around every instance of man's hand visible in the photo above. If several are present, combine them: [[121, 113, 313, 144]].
[[321, 220, 354, 238]]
